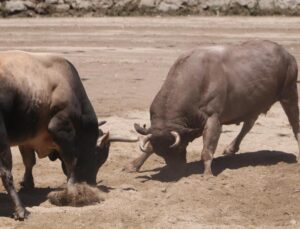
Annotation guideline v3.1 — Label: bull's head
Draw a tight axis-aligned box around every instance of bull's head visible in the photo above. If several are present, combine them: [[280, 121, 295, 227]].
[[134, 123, 200, 169], [75, 119, 138, 185], [96, 119, 138, 171]]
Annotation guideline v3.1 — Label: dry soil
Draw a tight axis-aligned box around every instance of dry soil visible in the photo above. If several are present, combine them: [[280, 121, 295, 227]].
[[0, 17, 300, 229]]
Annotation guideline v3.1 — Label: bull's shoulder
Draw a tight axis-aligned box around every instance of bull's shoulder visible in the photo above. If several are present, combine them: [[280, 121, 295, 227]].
[[30, 52, 68, 67], [177, 46, 226, 61], [170, 46, 226, 73]]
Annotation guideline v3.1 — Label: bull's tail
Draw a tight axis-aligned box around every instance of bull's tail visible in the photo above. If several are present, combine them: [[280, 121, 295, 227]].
[[279, 54, 298, 101], [279, 54, 300, 161]]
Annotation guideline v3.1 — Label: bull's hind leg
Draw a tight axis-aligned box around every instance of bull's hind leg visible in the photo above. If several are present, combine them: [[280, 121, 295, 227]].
[[280, 84, 300, 161], [0, 117, 28, 220], [201, 114, 221, 175], [19, 145, 36, 189], [223, 117, 257, 156]]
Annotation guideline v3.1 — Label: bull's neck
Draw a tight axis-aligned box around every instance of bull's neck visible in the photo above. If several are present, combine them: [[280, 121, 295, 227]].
[[150, 115, 189, 131], [150, 110, 207, 132]]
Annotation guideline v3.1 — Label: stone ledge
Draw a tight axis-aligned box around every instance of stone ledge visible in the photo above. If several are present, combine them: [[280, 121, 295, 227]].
[[0, 0, 299, 17]]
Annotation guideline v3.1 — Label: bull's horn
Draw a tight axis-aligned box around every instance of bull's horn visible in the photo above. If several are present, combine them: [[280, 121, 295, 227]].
[[98, 119, 107, 127], [169, 131, 181, 148], [140, 134, 153, 153], [97, 132, 110, 147], [108, 134, 139, 143], [134, 123, 149, 135]]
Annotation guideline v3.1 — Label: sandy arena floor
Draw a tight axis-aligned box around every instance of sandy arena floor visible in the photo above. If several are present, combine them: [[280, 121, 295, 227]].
[[0, 17, 300, 229]]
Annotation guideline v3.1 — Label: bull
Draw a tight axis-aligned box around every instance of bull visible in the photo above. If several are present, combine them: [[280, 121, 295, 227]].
[[125, 40, 299, 176], [0, 51, 136, 220]]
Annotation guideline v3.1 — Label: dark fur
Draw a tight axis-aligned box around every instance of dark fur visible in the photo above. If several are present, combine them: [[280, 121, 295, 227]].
[[129, 40, 299, 174]]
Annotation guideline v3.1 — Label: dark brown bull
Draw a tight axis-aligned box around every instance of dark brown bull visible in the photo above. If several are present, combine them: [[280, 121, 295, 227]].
[[0, 51, 136, 220], [125, 40, 299, 175]]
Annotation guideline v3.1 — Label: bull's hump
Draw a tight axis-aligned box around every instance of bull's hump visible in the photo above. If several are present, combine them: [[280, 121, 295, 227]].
[[201, 46, 226, 53], [0, 50, 59, 58], [0, 50, 65, 69], [0, 51, 68, 91]]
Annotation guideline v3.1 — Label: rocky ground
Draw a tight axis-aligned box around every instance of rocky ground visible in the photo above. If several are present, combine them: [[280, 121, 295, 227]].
[[0, 17, 300, 228]]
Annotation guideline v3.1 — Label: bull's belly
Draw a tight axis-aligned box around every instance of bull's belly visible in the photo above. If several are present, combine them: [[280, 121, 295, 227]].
[[10, 130, 60, 159], [220, 98, 276, 125], [4, 102, 58, 157]]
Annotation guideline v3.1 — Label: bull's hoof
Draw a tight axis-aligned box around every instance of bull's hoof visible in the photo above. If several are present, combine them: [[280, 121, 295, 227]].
[[201, 169, 215, 180], [123, 163, 139, 173], [296, 155, 300, 163], [202, 170, 214, 176], [201, 159, 214, 178], [223, 146, 238, 156], [20, 178, 35, 190], [201, 167, 214, 176], [13, 207, 29, 221]]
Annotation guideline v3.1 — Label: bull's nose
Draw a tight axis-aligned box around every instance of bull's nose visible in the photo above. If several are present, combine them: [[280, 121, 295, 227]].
[[165, 155, 186, 166], [165, 159, 186, 173], [158, 162, 187, 181]]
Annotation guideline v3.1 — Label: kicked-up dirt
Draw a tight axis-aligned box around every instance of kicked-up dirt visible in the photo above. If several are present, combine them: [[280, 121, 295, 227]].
[[0, 17, 300, 229]]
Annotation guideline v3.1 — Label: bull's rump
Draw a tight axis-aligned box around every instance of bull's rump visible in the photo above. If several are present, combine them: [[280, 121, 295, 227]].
[[219, 40, 297, 124]]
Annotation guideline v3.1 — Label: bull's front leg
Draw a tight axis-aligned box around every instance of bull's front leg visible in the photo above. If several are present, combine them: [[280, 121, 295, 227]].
[[19, 145, 36, 190], [49, 150, 68, 176], [0, 119, 28, 220], [201, 114, 221, 175], [48, 112, 77, 185], [123, 151, 153, 172]]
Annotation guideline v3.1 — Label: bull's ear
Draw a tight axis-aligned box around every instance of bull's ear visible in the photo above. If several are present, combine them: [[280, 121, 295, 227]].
[[97, 132, 110, 148], [98, 119, 107, 127], [134, 123, 149, 135], [181, 128, 202, 140], [189, 128, 202, 138]]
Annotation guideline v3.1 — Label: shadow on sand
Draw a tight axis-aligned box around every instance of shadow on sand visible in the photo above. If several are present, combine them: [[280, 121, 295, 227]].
[[0, 182, 115, 218], [136, 150, 297, 182], [0, 187, 53, 218]]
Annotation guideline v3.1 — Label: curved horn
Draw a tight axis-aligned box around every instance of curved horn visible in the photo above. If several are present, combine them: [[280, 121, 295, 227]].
[[97, 132, 110, 147], [140, 134, 153, 153], [98, 119, 107, 127], [108, 134, 139, 143], [169, 131, 181, 148], [134, 123, 149, 135]]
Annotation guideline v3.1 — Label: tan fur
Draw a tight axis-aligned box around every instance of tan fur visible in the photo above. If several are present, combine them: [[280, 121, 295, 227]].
[[23, 131, 59, 159], [48, 183, 104, 207]]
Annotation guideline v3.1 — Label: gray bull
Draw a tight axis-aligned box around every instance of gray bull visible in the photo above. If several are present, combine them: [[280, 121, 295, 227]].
[[125, 40, 299, 175], [0, 51, 136, 220]]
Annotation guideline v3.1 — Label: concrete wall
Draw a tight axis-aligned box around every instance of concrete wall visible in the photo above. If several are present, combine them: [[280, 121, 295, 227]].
[[1, 0, 300, 17]]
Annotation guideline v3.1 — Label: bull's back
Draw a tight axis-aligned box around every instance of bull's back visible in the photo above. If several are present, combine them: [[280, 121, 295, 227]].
[[152, 40, 297, 126]]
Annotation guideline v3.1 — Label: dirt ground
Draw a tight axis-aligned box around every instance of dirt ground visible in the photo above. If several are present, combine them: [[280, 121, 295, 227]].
[[0, 17, 300, 229]]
